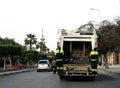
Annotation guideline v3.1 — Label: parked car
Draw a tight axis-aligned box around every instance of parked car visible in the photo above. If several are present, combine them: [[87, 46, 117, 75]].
[[37, 59, 51, 72]]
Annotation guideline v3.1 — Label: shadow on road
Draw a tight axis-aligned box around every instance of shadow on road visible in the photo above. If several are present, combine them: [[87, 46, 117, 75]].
[[66, 76, 95, 81], [95, 73, 117, 81], [61, 73, 117, 82]]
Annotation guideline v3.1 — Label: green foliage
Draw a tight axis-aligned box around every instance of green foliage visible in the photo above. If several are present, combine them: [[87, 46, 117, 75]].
[[38, 53, 47, 60], [0, 44, 22, 57], [24, 34, 37, 50], [0, 44, 8, 56], [97, 18, 120, 55], [47, 51, 55, 61], [23, 50, 39, 62], [25, 53, 35, 62], [36, 41, 47, 54], [0, 37, 22, 46], [12, 55, 21, 65]]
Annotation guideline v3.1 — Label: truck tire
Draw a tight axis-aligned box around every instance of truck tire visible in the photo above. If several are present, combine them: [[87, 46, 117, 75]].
[[91, 76, 95, 81], [59, 75, 64, 80], [53, 68, 56, 74], [53, 70, 56, 74]]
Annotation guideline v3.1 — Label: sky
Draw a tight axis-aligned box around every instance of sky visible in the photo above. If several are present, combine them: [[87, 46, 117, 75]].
[[0, 0, 120, 51]]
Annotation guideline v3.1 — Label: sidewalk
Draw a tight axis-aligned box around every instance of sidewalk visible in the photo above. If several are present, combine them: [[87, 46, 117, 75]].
[[98, 64, 120, 74], [0, 69, 35, 76]]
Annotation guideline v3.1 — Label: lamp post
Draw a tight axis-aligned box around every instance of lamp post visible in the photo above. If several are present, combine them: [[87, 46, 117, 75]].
[[90, 8, 104, 66], [90, 8, 101, 24]]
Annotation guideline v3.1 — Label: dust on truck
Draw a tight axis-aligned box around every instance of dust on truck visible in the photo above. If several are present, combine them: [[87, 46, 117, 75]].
[[57, 28, 97, 80]]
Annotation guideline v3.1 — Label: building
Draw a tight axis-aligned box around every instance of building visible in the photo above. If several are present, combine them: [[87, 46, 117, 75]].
[[40, 29, 46, 54]]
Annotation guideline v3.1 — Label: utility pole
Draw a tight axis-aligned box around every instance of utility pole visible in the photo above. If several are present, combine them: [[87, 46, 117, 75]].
[[90, 8, 101, 24]]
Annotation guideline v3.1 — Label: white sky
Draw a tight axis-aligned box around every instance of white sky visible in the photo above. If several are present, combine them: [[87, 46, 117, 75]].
[[0, 0, 120, 51]]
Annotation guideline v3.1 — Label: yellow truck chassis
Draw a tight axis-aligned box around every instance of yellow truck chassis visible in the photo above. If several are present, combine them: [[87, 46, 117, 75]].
[[59, 64, 96, 80]]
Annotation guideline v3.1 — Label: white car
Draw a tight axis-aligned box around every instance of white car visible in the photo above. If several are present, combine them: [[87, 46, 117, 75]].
[[37, 60, 51, 72]]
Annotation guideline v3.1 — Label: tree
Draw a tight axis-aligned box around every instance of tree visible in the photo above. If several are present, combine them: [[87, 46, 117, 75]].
[[36, 42, 43, 52], [47, 50, 55, 62], [113, 17, 120, 51], [25, 53, 35, 68], [24, 34, 37, 50], [79, 21, 95, 32], [0, 44, 22, 70], [97, 19, 120, 66], [0, 37, 23, 69], [97, 20, 120, 54], [12, 55, 21, 65], [36, 41, 47, 54], [0, 37, 22, 46], [23, 50, 39, 68]]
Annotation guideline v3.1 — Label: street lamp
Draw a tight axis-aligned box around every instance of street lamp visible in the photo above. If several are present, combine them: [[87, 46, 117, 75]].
[[90, 8, 101, 24], [90, 8, 104, 66]]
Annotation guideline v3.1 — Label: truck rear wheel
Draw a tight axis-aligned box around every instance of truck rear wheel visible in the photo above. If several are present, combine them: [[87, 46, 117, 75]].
[[59, 75, 65, 80], [91, 76, 95, 81]]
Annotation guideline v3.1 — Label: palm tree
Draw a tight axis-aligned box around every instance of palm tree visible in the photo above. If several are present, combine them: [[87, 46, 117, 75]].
[[36, 41, 47, 54], [36, 42, 43, 52], [24, 34, 37, 50]]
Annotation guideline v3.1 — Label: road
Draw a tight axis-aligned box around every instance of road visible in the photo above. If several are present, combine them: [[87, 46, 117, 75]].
[[0, 69, 120, 88]]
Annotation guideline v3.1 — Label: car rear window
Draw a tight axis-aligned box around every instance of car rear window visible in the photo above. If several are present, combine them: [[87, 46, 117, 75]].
[[39, 61, 48, 64]]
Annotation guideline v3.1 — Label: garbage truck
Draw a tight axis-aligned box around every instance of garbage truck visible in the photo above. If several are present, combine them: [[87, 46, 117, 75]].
[[57, 27, 98, 80]]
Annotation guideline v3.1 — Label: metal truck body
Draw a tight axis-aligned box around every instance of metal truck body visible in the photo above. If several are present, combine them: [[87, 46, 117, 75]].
[[57, 28, 97, 79]]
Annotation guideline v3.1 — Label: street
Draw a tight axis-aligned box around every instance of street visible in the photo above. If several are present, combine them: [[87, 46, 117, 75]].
[[0, 68, 120, 88]]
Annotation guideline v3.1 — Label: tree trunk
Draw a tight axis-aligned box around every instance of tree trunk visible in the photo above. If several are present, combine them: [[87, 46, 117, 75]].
[[104, 54, 109, 69], [17, 59, 21, 65], [27, 62, 30, 68], [30, 44, 32, 50], [3, 57, 6, 70], [8, 55, 12, 67]]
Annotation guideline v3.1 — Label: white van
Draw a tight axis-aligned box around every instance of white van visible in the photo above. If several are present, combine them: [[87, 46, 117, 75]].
[[37, 60, 51, 72]]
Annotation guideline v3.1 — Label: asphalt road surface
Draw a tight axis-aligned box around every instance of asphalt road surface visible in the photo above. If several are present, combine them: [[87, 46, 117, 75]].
[[0, 70, 120, 88]]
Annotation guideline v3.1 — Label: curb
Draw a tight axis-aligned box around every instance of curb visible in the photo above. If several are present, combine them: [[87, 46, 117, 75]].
[[0, 69, 35, 76], [98, 67, 120, 74]]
